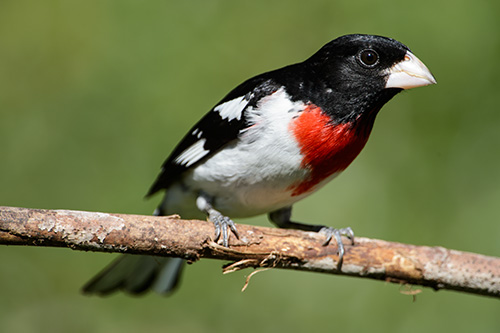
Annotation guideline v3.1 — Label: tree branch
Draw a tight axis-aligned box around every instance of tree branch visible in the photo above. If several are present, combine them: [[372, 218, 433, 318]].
[[0, 206, 498, 298]]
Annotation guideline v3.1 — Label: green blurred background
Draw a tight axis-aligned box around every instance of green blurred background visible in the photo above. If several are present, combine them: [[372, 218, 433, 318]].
[[1, 0, 499, 332]]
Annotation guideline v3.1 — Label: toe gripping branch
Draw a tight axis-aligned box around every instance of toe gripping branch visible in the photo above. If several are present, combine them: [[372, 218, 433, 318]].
[[207, 209, 239, 247], [319, 226, 355, 269], [197, 195, 353, 267], [268, 207, 355, 270], [196, 193, 239, 247]]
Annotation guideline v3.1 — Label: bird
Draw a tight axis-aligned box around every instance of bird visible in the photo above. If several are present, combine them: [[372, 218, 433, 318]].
[[82, 34, 436, 295]]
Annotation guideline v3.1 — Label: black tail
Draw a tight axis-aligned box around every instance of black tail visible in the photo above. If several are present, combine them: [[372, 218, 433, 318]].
[[82, 208, 185, 296], [82, 255, 184, 295]]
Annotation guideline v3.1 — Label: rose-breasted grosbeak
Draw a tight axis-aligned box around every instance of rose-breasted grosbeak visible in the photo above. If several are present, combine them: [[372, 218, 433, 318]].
[[83, 34, 436, 295]]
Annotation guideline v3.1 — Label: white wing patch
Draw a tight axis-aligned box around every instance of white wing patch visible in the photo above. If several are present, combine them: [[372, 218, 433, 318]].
[[174, 139, 209, 167], [172, 95, 251, 168], [192, 128, 203, 139], [214, 95, 250, 121]]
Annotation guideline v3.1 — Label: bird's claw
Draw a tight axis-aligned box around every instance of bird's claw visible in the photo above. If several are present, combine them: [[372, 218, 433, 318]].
[[209, 211, 239, 247], [319, 226, 355, 270]]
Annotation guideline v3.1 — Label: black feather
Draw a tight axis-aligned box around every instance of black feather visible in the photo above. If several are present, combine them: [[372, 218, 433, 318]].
[[147, 76, 280, 196], [147, 34, 410, 196]]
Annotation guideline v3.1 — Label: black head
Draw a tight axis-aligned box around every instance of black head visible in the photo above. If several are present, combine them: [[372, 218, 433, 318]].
[[309, 34, 408, 89], [288, 34, 436, 123]]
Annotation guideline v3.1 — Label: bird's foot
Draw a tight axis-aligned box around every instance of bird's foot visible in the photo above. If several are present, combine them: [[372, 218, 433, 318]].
[[319, 226, 355, 270], [208, 210, 239, 247]]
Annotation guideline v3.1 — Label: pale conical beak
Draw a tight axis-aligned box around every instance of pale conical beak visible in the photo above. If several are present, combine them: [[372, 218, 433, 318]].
[[385, 51, 437, 89]]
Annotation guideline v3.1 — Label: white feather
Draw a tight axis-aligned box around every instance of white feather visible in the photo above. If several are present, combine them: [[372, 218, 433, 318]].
[[191, 128, 203, 139], [173, 139, 209, 167], [187, 88, 310, 216], [161, 88, 343, 218], [214, 95, 249, 121]]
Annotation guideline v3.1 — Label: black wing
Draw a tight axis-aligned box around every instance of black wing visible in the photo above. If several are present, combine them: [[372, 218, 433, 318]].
[[147, 75, 280, 196]]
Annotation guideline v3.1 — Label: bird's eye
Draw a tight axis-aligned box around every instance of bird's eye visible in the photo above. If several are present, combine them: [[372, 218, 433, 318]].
[[358, 49, 379, 67]]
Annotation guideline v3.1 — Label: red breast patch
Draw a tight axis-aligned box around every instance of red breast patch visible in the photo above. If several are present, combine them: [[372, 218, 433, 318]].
[[289, 104, 373, 196]]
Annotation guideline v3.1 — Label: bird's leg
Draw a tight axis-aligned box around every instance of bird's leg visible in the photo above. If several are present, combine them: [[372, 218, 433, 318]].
[[196, 193, 239, 247], [268, 206, 354, 270]]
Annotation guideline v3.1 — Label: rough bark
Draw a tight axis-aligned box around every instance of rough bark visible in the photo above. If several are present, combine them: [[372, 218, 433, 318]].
[[1, 206, 498, 298]]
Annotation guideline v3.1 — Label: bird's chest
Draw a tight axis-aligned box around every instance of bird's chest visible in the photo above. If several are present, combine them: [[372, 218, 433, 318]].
[[287, 104, 372, 196], [188, 92, 309, 215], [187, 92, 372, 216]]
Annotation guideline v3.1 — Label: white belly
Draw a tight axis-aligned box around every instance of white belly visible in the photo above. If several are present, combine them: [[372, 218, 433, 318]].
[[161, 89, 304, 217], [189, 89, 309, 216], [159, 88, 342, 218]]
